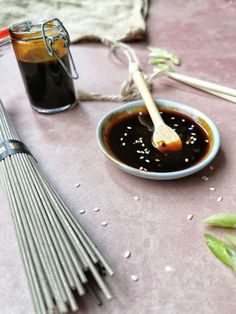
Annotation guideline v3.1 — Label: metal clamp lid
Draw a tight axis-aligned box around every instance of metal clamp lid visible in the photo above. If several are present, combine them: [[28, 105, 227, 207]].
[[42, 18, 79, 80]]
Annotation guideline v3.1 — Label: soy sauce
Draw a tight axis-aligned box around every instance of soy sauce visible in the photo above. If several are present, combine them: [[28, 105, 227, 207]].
[[17, 54, 76, 111], [106, 110, 210, 172]]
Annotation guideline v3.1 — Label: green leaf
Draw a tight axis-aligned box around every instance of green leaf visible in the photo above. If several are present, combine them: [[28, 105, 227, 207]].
[[204, 234, 236, 271], [202, 213, 236, 228], [225, 233, 236, 247], [148, 47, 181, 66]]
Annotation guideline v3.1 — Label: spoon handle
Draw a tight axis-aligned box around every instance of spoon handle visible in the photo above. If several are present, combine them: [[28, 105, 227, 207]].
[[129, 62, 163, 127]]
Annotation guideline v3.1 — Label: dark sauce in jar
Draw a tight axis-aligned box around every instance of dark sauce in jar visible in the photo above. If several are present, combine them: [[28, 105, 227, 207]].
[[106, 109, 210, 172], [17, 54, 76, 111]]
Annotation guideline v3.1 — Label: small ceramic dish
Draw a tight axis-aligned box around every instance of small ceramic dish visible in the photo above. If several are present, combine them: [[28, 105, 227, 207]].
[[96, 99, 220, 180]]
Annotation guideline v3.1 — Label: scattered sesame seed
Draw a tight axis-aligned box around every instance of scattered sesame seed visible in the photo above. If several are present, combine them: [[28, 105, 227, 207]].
[[134, 195, 140, 201], [209, 165, 214, 170], [137, 150, 141, 153], [191, 124, 195, 128], [201, 175, 209, 181], [127, 126, 132, 129], [139, 112, 143, 115], [191, 132, 196, 136], [209, 187, 216, 191], [143, 168, 147, 171], [187, 214, 193, 220], [93, 207, 100, 212], [124, 251, 131, 258], [182, 119, 185, 122], [174, 124, 179, 127], [205, 139, 209, 143], [160, 111, 163, 115], [140, 156, 144, 159], [155, 158, 160, 162], [124, 133, 127, 136], [186, 141, 189, 145], [164, 265, 174, 272], [120, 137, 123, 141], [131, 275, 138, 281], [217, 196, 223, 202], [75, 183, 80, 188], [145, 159, 150, 163], [185, 158, 189, 162], [79, 209, 85, 214], [101, 221, 108, 226], [190, 141, 194, 144], [171, 117, 175, 120], [122, 142, 126, 146], [141, 143, 145, 147], [188, 127, 193, 131], [139, 166, 144, 170]]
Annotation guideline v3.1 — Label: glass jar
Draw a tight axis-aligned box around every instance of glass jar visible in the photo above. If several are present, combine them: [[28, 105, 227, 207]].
[[9, 18, 79, 114]]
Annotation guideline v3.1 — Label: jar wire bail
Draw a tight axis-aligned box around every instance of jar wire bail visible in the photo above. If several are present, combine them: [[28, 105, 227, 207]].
[[41, 18, 79, 80]]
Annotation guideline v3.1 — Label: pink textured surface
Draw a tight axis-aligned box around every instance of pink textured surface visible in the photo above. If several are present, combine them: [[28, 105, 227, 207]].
[[1, 1, 236, 313]]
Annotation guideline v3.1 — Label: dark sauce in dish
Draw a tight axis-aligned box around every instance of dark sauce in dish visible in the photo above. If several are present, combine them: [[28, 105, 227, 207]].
[[106, 110, 210, 172]]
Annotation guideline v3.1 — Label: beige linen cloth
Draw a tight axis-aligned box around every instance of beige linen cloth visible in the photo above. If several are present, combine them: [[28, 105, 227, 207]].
[[1, 0, 149, 42]]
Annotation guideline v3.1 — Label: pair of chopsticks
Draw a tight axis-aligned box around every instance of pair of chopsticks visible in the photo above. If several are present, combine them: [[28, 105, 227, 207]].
[[168, 71, 236, 103], [153, 67, 236, 104]]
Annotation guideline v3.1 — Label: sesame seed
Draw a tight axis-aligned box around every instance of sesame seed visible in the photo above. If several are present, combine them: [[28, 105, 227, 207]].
[[191, 124, 195, 128], [124, 251, 131, 258], [182, 119, 185, 122], [143, 168, 147, 171], [101, 221, 108, 226], [187, 214, 193, 220], [75, 183, 80, 188], [145, 159, 150, 163], [140, 156, 144, 159], [141, 143, 145, 147], [185, 158, 189, 162], [134, 195, 140, 201], [191, 132, 196, 136], [127, 126, 132, 129], [122, 142, 126, 146], [155, 158, 160, 162], [93, 207, 100, 212], [174, 124, 178, 127], [139, 166, 144, 170], [79, 209, 85, 214], [186, 141, 189, 145], [171, 117, 175, 120], [205, 139, 209, 143], [188, 127, 193, 130], [120, 137, 123, 141], [136, 150, 141, 153], [124, 133, 127, 136], [209, 165, 214, 170], [201, 175, 209, 181], [217, 196, 223, 202], [209, 187, 216, 191], [164, 265, 174, 272], [160, 111, 163, 115], [131, 275, 138, 281], [139, 112, 143, 115]]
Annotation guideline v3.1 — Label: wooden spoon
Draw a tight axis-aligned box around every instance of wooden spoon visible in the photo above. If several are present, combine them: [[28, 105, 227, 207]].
[[129, 62, 182, 153]]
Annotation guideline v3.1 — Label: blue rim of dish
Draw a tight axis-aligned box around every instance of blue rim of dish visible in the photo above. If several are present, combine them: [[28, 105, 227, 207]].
[[96, 99, 220, 180]]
